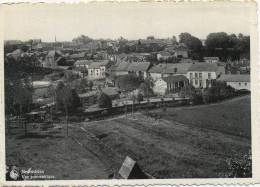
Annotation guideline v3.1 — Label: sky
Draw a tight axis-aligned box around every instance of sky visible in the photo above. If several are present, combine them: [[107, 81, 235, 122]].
[[2, 2, 256, 42]]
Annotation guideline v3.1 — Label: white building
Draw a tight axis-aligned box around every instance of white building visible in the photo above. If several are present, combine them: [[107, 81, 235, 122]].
[[88, 60, 111, 80], [218, 74, 250, 91], [148, 63, 193, 81], [203, 57, 219, 64], [153, 75, 189, 96], [187, 63, 225, 88]]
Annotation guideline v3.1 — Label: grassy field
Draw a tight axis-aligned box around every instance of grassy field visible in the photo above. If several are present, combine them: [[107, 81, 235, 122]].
[[5, 95, 251, 179], [80, 95, 251, 178], [5, 127, 111, 180]]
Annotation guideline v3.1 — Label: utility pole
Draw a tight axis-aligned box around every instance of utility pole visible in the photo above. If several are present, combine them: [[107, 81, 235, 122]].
[[132, 97, 135, 118], [65, 104, 69, 137], [125, 101, 127, 118]]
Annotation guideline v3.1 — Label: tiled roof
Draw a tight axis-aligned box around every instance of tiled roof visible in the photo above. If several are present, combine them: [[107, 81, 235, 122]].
[[149, 63, 192, 74], [162, 75, 188, 83], [116, 61, 131, 71], [47, 50, 63, 57], [158, 51, 171, 56], [179, 59, 198, 63], [218, 74, 250, 82], [88, 60, 110, 69], [127, 61, 151, 72], [101, 87, 119, 96], [70, 52, 86, 59], [188, 63, 219, 72], [75, 60, 94, 66]]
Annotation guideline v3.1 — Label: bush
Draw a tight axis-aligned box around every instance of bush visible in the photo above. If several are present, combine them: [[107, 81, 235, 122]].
[[136, 93, 144, 103], [192, 91, 203, 104], [202, 82, 235, 104], [115, 74, 142, 91], [98, 92, 112, 108], [224, 150, 252, 178]]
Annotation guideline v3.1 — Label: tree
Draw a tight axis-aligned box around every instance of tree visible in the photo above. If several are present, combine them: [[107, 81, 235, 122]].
[[201, 81, 235, 104], [236, 34, 250, 59], [138, 78, 154, 98], [72, 35, 93, 44], [179, 33, 203, 60], [179, 33, 203, 52], [172, 35, 177, 44], [98, 92, 112, 109], [205, 32, 230, 50], [56, 82, 81, 113], [136, 92, 144, 104], [10, 79, 33, 116], [88, 80, 94, 91], [147, 36, 155, 40], [63, 70, 78, 82], [47, 84, 57, 124], [56, 82, 81, 136], [204, 32, 249, 61]]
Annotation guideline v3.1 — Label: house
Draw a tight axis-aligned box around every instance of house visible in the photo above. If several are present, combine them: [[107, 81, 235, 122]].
[[70, 52, 86, 61], [74, 60, 93, 69], [203, 57, 219, 64], [88, 60, 111, 80], [78, 91, 98, 106], [148, 63, 193, 81], [218, 74, 250, 91], [165, 43, 189, 58], [6, 49, 23, 60], [157, 51, 172, 61], [42, 50, 65, 68], [107, 61, 130, 77], [101, 87, 120, 100], [153, 75, 189, 95], [187, 63, 225, 89], [179, 58, 198, 64], [172, 45, 189, 58], [127, 61, 151, 79]]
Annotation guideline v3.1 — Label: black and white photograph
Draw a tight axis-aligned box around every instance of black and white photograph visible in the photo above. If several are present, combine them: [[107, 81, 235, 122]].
[[1, 2, 258, 182]]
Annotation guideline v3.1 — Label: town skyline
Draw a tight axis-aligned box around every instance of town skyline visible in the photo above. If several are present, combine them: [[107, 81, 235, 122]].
[[3, 2, 253, 42], [4, 31, 250, 43]]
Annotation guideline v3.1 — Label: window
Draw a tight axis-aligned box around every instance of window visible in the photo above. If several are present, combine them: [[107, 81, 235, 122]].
[[190, 72, 193, 79], [245, 83, 247, 86], [195, 73, 198, 78], [208, 73, 211, 79], [239, 82, 241, 86], [195, 79, 198, 85], [199, 73, 202, 78]]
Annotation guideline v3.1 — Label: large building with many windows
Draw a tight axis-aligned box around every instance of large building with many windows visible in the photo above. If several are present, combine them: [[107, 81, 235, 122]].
[[187, 63, 225, 88]]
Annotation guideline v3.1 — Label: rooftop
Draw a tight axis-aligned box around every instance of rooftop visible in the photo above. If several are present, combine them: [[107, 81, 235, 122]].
[[70, 52, 86, 59], [88, 60, 110, 69], [158, 51, 172, 56], [218, 74, 250, 82], [162, 75, 188, 83], [188, 63, 219, 72], [127, 61, 151, 72], [75, 60, 94, 66], [149, 63, 193, 74]]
